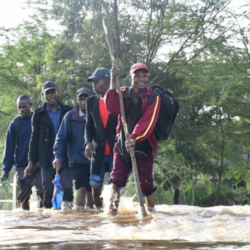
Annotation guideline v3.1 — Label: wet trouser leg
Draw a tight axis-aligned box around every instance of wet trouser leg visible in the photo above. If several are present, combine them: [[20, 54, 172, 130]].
[[21, 196, 30, 210], [41, 164, 54, 208], [89, 155, 114, 209], [34, 168, 44, 208], [16, 167, 30, 210], [59, 163, 74, 203], [41, 162, 73, 208]]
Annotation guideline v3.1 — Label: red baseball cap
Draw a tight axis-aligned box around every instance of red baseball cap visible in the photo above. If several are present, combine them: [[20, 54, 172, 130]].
[[130, 63, 149, 74]]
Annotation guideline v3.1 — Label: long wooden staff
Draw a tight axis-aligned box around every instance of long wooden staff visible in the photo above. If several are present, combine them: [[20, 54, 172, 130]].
[[102, 20, 147, 217]]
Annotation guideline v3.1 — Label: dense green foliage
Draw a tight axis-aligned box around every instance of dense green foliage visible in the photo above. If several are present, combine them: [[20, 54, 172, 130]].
[[1, 0, 250, 207]]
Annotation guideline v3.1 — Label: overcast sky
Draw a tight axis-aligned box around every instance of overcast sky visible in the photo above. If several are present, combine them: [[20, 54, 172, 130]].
[[0, 0, 249, 29], [0, 0, 61, 32], [0, 0, 28, 28]]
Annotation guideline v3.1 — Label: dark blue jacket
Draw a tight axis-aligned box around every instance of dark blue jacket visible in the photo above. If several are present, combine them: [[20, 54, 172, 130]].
[[3, 115, 32, 173], [53, 106, 90, 167]]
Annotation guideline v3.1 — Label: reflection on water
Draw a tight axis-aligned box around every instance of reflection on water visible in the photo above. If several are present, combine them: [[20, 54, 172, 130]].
[[1, 191, 250, 249], [1, 241, 250, 250]]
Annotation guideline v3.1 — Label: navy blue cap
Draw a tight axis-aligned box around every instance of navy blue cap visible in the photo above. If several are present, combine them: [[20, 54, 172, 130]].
[[42, 81, 57, 92], [77, 87, 92, 97], [87, 67, 110, 82]]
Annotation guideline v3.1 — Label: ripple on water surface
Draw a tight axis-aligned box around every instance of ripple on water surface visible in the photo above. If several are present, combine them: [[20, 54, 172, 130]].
[[1, 203, 250, 249]]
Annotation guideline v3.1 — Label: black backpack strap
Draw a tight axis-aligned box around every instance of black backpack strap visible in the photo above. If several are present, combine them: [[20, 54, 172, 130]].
[[67, 110, 75, 137], [122, 88, 131, 108], [147, 85, 166, 106], [147, 90, 159, 106], [13, 116, 21, 153], [123, 88, 130, 100], [151, 85, 165, 93]]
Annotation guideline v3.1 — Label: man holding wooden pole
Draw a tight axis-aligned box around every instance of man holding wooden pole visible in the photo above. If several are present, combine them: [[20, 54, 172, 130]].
[[105, 63, 161, 215]]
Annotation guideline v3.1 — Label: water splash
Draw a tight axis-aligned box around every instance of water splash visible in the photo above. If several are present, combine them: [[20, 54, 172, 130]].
[[2, 204, 250, 247], [102, 185, 138, 215]]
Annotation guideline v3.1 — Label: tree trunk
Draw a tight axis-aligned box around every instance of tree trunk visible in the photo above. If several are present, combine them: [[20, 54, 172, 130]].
[[114, 0, 121, 59], [173, 188, 180, 204], [214, 173, 222, 206], [214, 140, 225, 206]]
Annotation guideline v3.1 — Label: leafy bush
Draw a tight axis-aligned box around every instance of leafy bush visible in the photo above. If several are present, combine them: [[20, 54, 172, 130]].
[[179, 184, 250, 207]]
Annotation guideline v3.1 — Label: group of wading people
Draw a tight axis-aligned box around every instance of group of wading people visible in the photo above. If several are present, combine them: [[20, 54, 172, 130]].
[[1, 63, 161, 215]]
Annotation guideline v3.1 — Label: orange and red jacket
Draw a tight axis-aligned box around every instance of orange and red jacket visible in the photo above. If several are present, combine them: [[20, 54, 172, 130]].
[[105, 87, 161, 153]]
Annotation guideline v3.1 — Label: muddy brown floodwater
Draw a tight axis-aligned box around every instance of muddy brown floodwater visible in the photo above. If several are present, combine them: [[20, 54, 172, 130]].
[[1, 192, 250, 250]]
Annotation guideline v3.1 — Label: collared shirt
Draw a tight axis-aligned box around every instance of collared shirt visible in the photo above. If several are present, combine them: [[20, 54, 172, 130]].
[[79, 108, 85, 117], [46, 103, 61, 136], [46, 103, 61, 162], [117, 87, 151, 161], [126, 88, 144, 134]]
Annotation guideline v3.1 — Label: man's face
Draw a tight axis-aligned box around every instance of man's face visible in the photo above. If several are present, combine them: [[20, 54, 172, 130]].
[[77, 93, 89, 112], [17, 99, 32, 118], [91, 78, 109, 96], [130, 69, 149, 90], [43, 89, 58, 105]]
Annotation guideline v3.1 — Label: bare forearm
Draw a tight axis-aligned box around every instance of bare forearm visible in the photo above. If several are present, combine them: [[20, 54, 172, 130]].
[[29, 160, 34, 165], [110, 66, 119, 89], [110, 75, 116, 89]]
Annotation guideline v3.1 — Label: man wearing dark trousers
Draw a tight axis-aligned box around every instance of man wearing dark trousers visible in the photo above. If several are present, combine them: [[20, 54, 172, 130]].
[[53, 87, 93, 210], [25, 81, 74, 210], [1, 95, 43, 210], [85, 68, 118, 210]]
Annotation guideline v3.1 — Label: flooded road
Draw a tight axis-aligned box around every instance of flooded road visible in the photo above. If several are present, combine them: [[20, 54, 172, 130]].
[[1, 184, 250, 250], [1, 202, 250, 250]]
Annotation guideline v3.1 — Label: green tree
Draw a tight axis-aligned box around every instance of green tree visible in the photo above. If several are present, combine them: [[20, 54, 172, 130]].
[[0, 18, 54, 163]]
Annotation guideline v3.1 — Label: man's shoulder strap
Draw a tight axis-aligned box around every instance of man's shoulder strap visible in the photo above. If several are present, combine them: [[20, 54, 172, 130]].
[[147, 90, 158, 106], [65, 109, 75, 137], [13, 116, 21, 149], [123, 87, 130, 100], [13, 116, 21, 131]]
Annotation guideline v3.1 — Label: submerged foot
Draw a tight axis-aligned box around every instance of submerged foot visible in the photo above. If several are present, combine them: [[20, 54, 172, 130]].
[[147, 206, 156, 213], [61, 201, 73, 211], [109, 209, 118, 216]]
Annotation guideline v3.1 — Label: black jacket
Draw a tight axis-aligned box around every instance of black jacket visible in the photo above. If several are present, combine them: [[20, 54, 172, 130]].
[[85, 96, 117, 175], [28, 101, 72, 168]]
